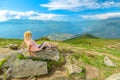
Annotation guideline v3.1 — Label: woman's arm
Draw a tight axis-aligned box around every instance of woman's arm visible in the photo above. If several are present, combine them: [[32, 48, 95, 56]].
[[21, 41, 26, 49], [28, 45, 32, 56]]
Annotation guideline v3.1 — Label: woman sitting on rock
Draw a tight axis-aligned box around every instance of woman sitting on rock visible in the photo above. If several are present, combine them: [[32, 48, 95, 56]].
[[21, 31, 51, 56]]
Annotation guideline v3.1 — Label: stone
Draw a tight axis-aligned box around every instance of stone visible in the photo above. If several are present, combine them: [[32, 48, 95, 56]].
[[15, 49, 28, 56], [85, 65, 99, 80], [8, 44, 19, 50], [2, 53, 19, 68], [67, 64, 82, 75], [104, 56, 116, 66], [34, 49, 60, 61], [65, 56, 82, 75], [0, 53, 14, 68], [105, 73, 120, 80], [6, 59, 48, 78]]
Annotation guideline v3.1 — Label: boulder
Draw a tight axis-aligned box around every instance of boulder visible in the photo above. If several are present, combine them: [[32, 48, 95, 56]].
[[67, 64, 82, 75], [8, 44, 19, 50], [104, 56, 116, 66], [34, 49, 60, 61], [0, 53, 13, 68], [1, 53, 48, 79], [15, 49, 60, 61], [105, 73, 120, 80], [2, 53, 21, 68], [0, 49, 61, 79], [65, 56, 82, 75], [5, 59, 48, 78]]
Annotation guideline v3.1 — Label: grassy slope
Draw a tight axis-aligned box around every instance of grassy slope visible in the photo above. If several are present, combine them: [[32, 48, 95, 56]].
[[64, 37, 120, 79], [0, 37, 120, 80]]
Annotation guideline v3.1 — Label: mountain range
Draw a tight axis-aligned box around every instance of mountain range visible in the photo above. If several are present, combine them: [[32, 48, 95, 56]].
[[0, 19, 120, 40]]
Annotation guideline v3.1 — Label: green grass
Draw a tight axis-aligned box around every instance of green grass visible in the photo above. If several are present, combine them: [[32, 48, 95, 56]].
[[65, 38, 120, 47], [0, 38, 22, 47], [0, 58, 8, 68], [1, 37, 120, 79], [72, 53, 105, 68]]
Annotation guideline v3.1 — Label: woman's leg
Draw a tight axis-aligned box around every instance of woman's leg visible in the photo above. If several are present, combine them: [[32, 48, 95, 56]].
[[38, 42, 51, 49]]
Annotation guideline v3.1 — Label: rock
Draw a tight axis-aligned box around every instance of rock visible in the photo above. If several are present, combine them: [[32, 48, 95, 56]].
[[105, 73, 120, 80], [65, 56, 82, 75], [0, 53, 14, 68], [34, 49, 60, 61], [85, 65, 99, 80], [8, 44, 19, 50], [15, 49, 28, 56], [6, 59, 48, 78], [104, 56, 116, 66], [67, 64, 82, 75], [15, 48, 60, 61], [2, 53, 19, 68], [0, 49, 61, 79], [1, 53, 48, 79]]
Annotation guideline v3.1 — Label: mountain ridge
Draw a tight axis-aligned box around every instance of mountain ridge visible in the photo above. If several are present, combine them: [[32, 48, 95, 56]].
[[0, 19, 120, 39]]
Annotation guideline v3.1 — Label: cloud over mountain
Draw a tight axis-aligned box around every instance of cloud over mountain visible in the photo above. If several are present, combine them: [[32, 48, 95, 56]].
[[81, 12, 120, 20], [0, 10, 64, 22]]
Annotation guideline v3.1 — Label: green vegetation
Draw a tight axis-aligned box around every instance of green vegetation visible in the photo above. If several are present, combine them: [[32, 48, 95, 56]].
[[0, 35, 120, 79], [0, 38, 22, 47], [0, 58, 8, 68]]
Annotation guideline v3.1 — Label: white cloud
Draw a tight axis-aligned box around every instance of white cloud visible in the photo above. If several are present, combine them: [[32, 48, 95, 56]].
[[81, 12, 120, 20], [0, 10, 64, 22], [40, 0, 120, 11]]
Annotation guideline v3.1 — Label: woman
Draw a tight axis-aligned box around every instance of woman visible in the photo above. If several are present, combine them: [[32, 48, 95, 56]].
[[22, 31, 51, 56]]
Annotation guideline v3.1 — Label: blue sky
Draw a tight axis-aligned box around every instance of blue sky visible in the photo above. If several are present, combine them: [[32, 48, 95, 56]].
[[0, 0, 120, 21]]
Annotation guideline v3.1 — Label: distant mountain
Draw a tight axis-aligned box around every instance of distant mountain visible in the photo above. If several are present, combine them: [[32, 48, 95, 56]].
[[0, 19, 120, 39], [47, 33, 74, 41], [76, 33, 99, 39], [65, 33, 99, 40], [89, 19, 120, 38], [64, 33, 99, 44], [0, 19, 85, 39]]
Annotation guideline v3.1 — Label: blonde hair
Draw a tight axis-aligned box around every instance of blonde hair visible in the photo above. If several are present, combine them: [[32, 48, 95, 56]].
[[24, 31, 32, 41]]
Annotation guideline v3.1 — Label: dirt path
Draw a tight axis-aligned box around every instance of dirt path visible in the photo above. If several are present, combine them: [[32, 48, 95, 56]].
[[0, 47, 13, 54], [70, 46, 120, 60], [37, 66, 68, 80], [84, 50, 120, 60]]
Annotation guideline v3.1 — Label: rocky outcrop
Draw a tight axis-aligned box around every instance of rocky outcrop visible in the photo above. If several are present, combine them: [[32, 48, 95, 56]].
[[67, 64, 82, 75], [104, 56, 116, 66], [8, 44, 19, 50], [34, 49, 60, 61], [1, 53, 48, 79], [0, 49, 61, 79], [105, 73, 120, 80], [6, 59, 47, 78], [65, 56, 82, 75], [0, 53, 14, 68]]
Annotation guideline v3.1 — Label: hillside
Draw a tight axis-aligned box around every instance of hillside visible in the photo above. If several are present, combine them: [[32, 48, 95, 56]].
[[0, 37, 120, 80]]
